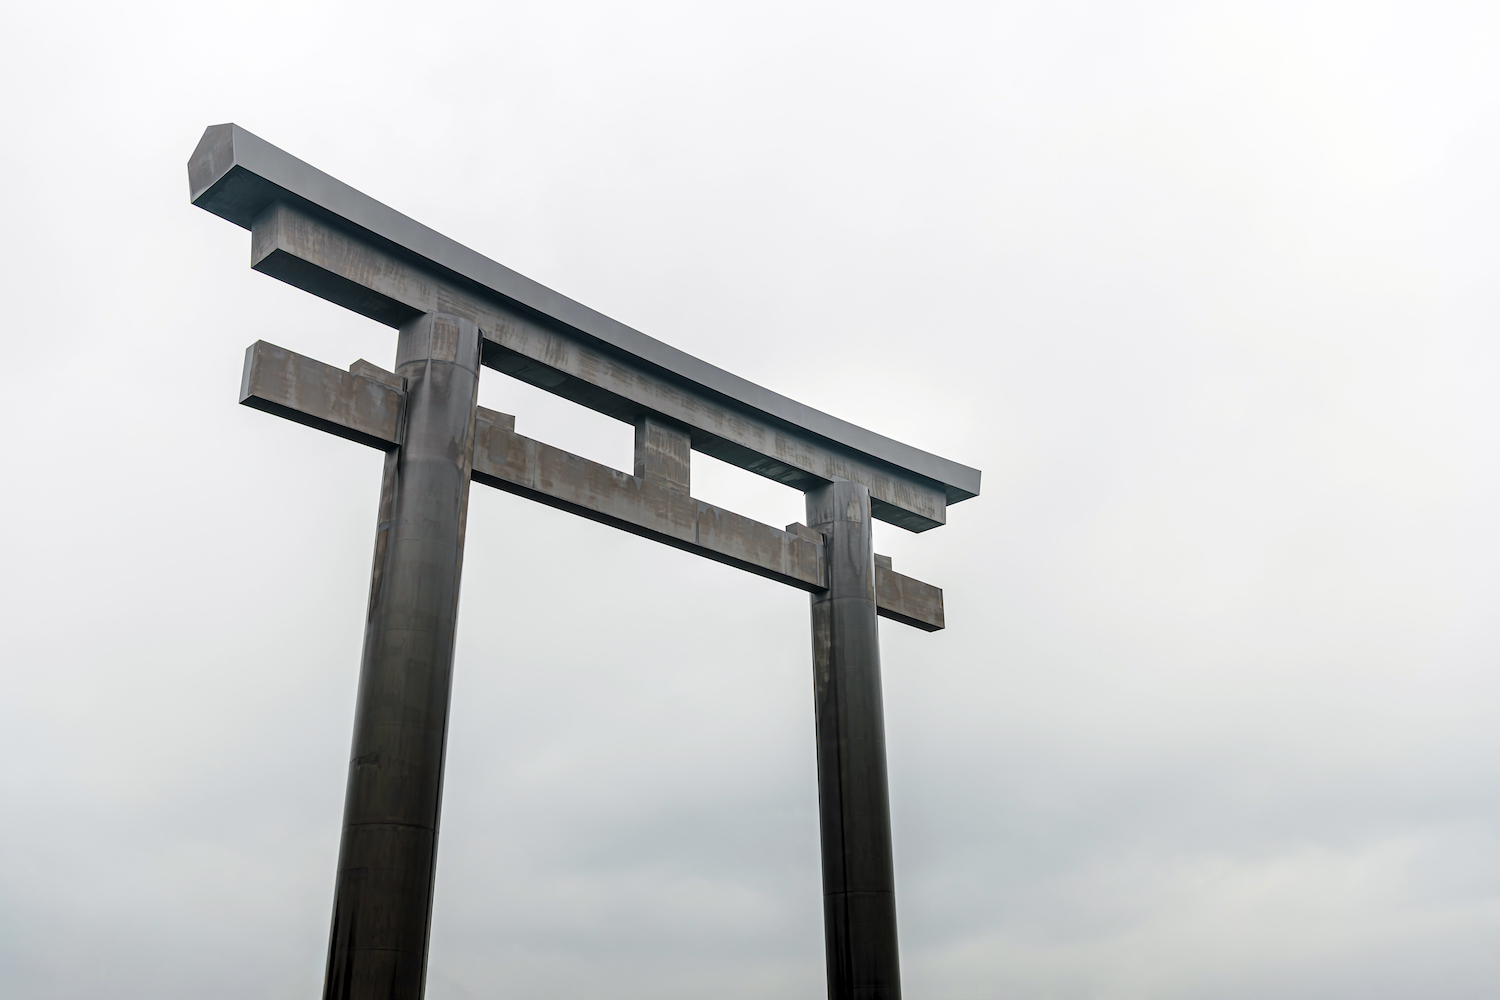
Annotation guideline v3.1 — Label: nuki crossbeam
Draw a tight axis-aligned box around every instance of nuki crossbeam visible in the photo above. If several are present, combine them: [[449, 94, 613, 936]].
[[194, 122, 979, 1000]]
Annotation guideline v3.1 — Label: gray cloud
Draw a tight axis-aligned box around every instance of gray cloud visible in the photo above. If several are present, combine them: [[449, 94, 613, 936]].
[[2, 1, 1498, 998]]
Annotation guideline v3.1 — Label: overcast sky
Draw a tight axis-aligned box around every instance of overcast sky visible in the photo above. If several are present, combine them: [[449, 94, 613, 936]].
[[3, 1, 1499, 998]]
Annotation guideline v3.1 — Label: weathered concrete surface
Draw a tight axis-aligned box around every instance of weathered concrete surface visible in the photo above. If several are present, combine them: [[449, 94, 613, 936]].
[[194, 137, 977, 530], [481, 318, 953, 532], [322, 313, 481, 1000], [471, 407, 825, 592], [807, 481, 902, 1000], [874, 562, 944, 632], [239, 340, 405, 450], [634, 415, 692, 494]]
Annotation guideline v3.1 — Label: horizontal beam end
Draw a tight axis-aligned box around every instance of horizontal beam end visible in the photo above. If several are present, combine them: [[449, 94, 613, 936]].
[[877, 606, 945, 632], [238, 393, 396, 451]]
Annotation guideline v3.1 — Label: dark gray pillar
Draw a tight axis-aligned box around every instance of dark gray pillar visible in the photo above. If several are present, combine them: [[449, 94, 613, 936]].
[[806, 480, 901, 1000], [323, 313, 482, 1000]]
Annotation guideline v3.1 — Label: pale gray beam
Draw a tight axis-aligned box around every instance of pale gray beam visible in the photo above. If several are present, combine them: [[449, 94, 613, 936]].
[[472, 408, 825, 592], [634, 415, 692, 494], [482, 320, 949, 531], [875, 571, 943, 631], [237, 341, 946, 629], [477, 413, 944, 630], [189, 124, 980, 530], [873, 555, 944, 633]]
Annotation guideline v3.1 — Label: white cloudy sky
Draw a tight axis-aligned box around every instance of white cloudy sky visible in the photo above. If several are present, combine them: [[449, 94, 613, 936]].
[[3, 1, 1499, 998]]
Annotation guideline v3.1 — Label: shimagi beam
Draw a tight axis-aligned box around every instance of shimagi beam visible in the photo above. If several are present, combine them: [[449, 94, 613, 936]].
[[240, 340, 945, 630], [190, 124, 980, 531]]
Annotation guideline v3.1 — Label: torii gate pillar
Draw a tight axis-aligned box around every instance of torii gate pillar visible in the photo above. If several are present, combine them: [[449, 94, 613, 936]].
[[808, 480, 901, 999], [326, 313, 482, 997]]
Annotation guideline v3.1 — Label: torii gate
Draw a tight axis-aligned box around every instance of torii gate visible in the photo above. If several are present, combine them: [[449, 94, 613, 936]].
[[189, 124, 981, 1000]]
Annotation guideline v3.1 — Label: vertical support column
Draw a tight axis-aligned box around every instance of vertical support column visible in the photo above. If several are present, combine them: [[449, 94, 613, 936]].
[[634, 414, 692, 493], [323, 312, 482, 1000], [807, 480, 901, 1000]]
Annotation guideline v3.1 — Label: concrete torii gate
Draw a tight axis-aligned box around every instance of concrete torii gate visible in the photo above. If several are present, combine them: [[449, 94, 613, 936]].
[[189, 124, 981, 1000]]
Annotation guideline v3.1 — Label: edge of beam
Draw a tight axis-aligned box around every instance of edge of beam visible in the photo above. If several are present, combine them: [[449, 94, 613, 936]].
[[189, 123, 981, 507], [239, 340, 404, 450], [875, 567, 945, 632]]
